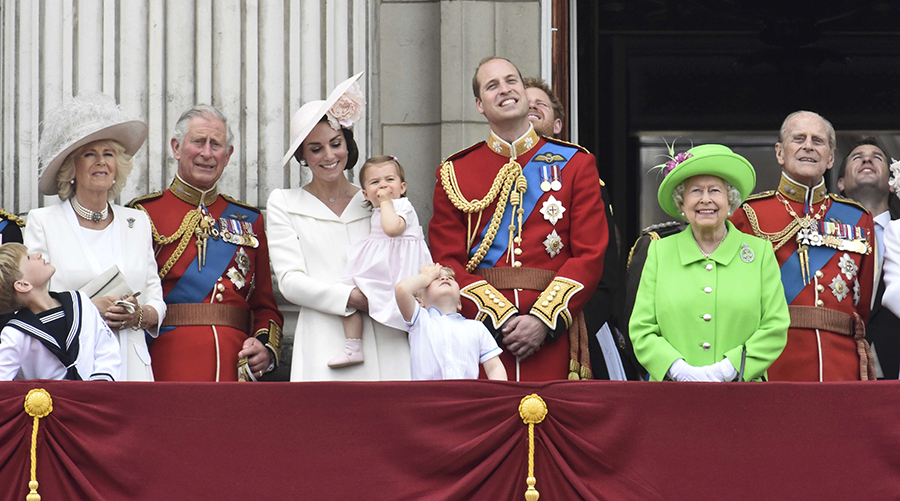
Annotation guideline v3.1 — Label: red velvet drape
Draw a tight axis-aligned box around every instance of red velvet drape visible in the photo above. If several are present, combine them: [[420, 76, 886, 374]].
[[1, 380, 898, 500]]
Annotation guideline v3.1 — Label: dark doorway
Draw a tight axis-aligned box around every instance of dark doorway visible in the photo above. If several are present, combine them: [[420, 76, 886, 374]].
[[576, 0, 900, 249]]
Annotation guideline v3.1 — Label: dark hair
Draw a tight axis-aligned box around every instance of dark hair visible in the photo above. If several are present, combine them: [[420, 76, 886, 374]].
[[471, 56, 525, 100], [292, 116, 359, 171], [838, 137, 888, 180], [523, 77, 565, 126]]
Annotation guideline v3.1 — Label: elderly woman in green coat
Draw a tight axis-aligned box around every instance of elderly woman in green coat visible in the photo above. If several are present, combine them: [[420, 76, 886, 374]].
[[629, 144, 790, 381]]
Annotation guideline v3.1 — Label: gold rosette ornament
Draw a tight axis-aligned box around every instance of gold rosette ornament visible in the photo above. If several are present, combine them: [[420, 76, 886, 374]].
[[518, 394, 548, 501], [24, 388, 53, 501]]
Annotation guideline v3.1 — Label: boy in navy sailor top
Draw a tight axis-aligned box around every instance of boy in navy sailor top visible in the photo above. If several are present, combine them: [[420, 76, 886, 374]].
[[0, 243, 120, 381], [396, 263, 507, 380]]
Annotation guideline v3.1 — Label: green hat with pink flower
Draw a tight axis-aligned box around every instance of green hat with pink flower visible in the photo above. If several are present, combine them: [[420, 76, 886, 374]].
[[656, 142, 757, 219]]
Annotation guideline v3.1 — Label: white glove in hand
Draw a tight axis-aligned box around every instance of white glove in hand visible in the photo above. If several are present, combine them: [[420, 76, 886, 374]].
[[712, 358, 738, 382], [667, 359, 717, 382]]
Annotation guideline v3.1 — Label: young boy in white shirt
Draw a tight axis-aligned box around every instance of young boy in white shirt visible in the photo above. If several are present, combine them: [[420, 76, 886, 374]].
[[396, 263, 507, 380], [0, 243, 121, 381]]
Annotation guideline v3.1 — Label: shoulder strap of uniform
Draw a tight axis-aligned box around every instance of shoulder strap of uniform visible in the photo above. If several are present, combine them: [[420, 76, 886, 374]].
[[0, 209, 25, 227], [626, 221, 685, 268], [744, 190, 776, 202], [126, 190, 164, 209], [544, 136, 589, 155], [221, 194, 261, 213], [442, 141, 485, 163], [829, 193, 870, 214]]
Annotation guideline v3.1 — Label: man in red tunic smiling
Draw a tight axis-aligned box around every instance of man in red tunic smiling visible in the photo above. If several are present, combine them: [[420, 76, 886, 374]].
[[428, 57, 608, 381]]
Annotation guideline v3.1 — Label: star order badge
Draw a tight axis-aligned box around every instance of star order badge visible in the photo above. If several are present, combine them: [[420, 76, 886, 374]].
[[838, 253, 858, 280], [236, 248, 251, 275], [540, 195, 566, 225], [543, 230, 564, 258], [227, 266, 246, 289], [740, 243, 755, 263], [830, 275, 849, 302]]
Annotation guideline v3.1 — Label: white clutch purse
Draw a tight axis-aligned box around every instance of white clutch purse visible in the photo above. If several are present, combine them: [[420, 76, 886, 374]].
[[79, 265, 134, 300]]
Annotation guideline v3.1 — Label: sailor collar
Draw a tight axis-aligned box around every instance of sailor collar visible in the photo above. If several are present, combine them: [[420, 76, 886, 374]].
[[487, 125, 540, 159], [778, 172, 827, 205], [169, 174, 219, 206]]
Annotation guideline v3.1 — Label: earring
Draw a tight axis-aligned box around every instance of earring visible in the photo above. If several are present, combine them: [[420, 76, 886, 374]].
[[680, 211, 685, 217], [70, 179, 75, 184], [727, 211, 732, 217], [300, 159, 308, 167]]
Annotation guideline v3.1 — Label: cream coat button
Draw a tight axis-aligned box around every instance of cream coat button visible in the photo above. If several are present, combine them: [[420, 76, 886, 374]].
[[816, 270, 824, 279], [492, 298, 500, 304], [702, 342, 711, 350], [513, 261, 522, 267], [542, 301, 549, 307], [816, 299, 824, 307], [514, 248, 523, 256], [704, 287, 712, 293], [498, 302, 505, 307], [217, 283, 225, 292], [703, 314, 712, 321], [215, 293, 224, 302], [706, 264, 713, 271]]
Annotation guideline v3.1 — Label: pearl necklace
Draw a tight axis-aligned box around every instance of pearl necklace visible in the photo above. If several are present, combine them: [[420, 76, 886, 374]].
[[71, 198, 109, 223], [696, 228, 727, 259]]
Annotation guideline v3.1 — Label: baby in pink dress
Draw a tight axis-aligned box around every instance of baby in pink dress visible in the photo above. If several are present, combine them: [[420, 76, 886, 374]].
[[329, 155, 432, 368]]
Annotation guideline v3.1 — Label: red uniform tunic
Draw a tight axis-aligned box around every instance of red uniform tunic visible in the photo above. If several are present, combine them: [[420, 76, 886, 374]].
[[731, 174, 875, 381], [129, 177, 283, 381], [429, 127, 608, 381]]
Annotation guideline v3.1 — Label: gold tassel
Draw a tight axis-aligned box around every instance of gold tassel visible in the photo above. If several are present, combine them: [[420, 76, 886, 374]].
[[24, 389, 53, 501], [519, 394, 548, 501]]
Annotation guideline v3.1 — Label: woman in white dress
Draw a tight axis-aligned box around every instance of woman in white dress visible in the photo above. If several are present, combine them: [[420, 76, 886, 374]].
[[24, 92, 166, 381], [267, 73, 411, 381]]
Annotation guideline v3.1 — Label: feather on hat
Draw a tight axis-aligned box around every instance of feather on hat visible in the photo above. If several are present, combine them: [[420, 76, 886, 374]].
[[39, 92, 148, 195]]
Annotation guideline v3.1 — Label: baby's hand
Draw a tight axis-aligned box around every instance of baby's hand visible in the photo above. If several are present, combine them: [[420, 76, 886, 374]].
[[420, 263, 442, 280], [376, 186, 394, 202]]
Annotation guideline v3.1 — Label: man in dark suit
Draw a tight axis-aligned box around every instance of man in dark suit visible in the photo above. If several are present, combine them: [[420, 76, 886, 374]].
[[837, 137, 899, 378]]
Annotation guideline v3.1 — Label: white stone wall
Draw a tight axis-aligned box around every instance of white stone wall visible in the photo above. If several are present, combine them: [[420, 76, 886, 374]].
[[0, 0, 370, 214]]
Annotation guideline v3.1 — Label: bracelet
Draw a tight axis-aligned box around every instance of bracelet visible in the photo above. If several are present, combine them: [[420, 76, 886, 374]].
[[131, 305, 144, 331]]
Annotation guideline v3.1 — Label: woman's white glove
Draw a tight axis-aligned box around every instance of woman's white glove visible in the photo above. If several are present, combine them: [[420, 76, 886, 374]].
[[668, 358, 738, 382]]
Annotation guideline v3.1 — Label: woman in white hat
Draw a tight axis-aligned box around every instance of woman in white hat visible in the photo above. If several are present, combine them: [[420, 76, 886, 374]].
[[24, 92, 166, 381], [267, 73, 411, 381]]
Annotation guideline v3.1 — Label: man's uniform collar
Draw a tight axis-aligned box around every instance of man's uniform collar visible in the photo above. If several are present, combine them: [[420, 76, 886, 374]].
[[778, 172, 828, 205], [487, 125, 540, 159], [169, 174, 219, 206]]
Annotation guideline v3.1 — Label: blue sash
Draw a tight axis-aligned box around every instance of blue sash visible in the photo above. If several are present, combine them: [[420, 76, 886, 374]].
[[473, 142, 578, 269], [0, 220, 9, 234], [781, 201, 865, 304], [160, 202, 258, 335]]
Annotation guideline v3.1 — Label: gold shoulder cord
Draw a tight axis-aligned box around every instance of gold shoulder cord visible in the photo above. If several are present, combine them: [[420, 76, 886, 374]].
[[134, 203, 201, 279], [741, 202, 803, 252], [441, 159, 524, 272]]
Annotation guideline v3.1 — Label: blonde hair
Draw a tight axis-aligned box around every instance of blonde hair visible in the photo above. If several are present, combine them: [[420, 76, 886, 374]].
[[413, 266, 456, 299], [56, 140, 133, 201], [0, 243, 28, 314]]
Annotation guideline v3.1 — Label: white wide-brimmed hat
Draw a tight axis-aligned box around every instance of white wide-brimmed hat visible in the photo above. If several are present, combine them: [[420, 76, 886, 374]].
[[281, 72, 365, 167], [38, 92, 148, 195]]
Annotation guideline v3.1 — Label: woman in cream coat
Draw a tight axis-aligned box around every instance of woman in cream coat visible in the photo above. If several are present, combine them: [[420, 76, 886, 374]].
[[24, 92, 166, 381], [268, 73, 410, 381]]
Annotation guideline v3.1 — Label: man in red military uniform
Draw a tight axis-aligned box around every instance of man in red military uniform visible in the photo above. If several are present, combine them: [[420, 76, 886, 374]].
[[731, 110, 876, 380], [429, 57, 608, 381], [129, 105, 283, 381]]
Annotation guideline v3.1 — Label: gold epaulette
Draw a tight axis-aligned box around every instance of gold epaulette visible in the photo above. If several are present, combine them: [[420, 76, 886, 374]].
[[126, 190, 164, 209], [744, 190, 776, 202], [441, 141, 485, 164], [829, 193, 870, 214], [460, 280, 517, 329], [0, 209, 25, 227], [544, 136, 589, 155], [221, 194, 261, 213], [255, 320, 283, 367], [530, 277, 584, 331]]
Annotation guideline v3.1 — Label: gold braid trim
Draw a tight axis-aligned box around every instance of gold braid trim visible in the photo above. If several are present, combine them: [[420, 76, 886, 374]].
[[741, 202, 803, 252], [135, 203, 202, 279], [441, 159, 522, 272]]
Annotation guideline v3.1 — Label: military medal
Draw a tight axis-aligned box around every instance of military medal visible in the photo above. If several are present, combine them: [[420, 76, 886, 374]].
[[830, 275, 849, 302], [227, 266, 246, 289], [543, 230, 564, 258], [540, 165, 552, 192], [838, 253, 858, 280], [236, 248, 251, 275], [550, 165, 562, 191], [540, 195, 566, 225], [127, 217, 135, 228]]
